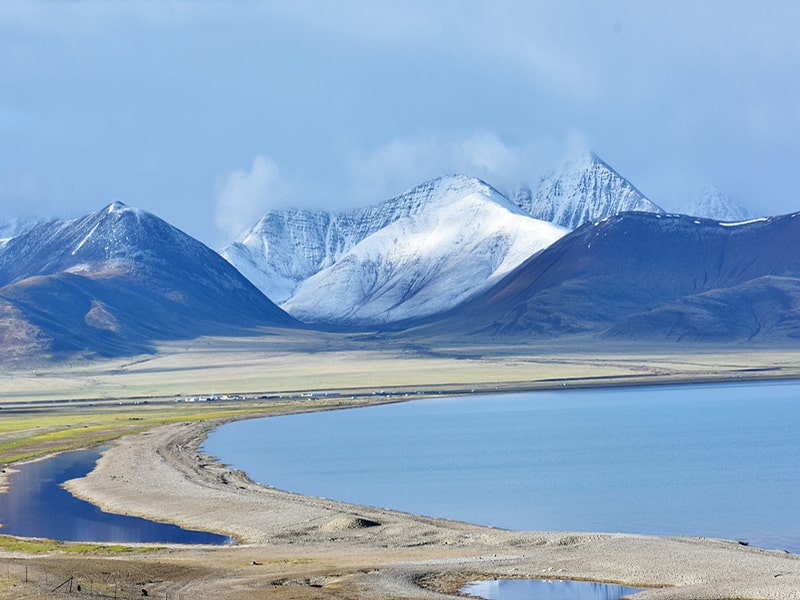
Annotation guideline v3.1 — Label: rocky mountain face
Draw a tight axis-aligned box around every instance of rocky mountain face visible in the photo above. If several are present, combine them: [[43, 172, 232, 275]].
[[513, 152, 664, 229], [223, 175, 566, 325], [418, 212, 800, 342], [0, 202, 298, 361]]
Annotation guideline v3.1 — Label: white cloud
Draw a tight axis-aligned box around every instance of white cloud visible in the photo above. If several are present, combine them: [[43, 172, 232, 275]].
[[345, 131, 578, 205], [214, 155, 286, 239]]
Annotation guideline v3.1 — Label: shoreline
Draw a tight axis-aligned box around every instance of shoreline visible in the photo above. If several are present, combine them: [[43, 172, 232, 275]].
[[58, 392, 800, 599]]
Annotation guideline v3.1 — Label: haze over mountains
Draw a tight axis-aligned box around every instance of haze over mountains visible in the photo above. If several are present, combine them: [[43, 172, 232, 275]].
[[0, 150, 791, 363], [0, 218, 39, 248]]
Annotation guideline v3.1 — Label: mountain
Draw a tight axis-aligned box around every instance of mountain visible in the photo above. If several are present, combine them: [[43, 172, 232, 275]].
[[0, 202, 298, 361], [418, 211, 800, 342], [682, 186, 750, 222], [0, 217, 40, 248], [282, 177, 566, 325], [606, 276, 800, 342], [223, 175, 566, 325], [514, 152, 664, 229]]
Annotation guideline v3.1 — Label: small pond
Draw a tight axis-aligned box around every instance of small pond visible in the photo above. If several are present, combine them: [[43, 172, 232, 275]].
[[461, 579, 643, 599], [0, 447, 231, 544]]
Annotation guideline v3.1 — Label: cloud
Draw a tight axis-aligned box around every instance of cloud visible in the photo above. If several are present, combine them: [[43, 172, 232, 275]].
[[214, 155, 287, 239], [344, 131, 581, 205]]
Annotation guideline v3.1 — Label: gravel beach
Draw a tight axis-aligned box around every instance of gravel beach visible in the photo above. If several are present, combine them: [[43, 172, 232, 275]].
[[55, 417, 800, 599]]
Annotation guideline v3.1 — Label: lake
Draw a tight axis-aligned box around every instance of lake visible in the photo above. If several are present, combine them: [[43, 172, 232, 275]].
[[203, 380, 800, 552], [0, 447, 231, 544]]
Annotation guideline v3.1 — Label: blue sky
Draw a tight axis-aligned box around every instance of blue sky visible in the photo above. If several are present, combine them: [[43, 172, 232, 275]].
[[1, 1, 799, 246]]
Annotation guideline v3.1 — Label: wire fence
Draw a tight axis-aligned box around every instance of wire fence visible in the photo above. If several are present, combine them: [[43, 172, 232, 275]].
[[0, 560, 177, 599]]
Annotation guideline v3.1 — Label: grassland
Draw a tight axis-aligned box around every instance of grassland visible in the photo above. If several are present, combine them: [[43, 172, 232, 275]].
[[3, 333, 800, 468]]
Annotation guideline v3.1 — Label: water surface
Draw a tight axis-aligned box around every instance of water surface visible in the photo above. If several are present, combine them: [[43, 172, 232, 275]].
[[0, 447, 231, 544], [204, 380, 800, 552]]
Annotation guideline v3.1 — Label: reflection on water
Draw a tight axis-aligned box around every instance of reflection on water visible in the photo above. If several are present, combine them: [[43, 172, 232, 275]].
[[461, 579, 643, 600], [0, 447, 231, 544]]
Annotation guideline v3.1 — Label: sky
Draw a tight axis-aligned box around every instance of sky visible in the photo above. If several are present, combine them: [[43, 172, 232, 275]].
[[1, 1, 800, 247]]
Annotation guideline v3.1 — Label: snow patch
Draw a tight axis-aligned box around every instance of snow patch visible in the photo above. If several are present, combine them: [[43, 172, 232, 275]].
[[719, 218, 770, 227], [71, 221, 101, 255]]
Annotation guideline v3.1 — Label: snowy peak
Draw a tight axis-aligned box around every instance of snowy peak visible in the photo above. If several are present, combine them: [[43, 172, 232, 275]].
[[282, 184, 566, 325], [221, 175, 516, 304], [376, 174, 520, 216], [0, 202, 298, 360], [683, 186, 750, 222], [517, 152, 664, 229], [0, 202, 184, 285]]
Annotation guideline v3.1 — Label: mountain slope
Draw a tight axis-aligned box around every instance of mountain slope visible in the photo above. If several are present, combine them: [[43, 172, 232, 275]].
[[606, 275, 800, 342], [418, 212, 800, 341], [0, 202, 298, 360], [223, 175, 566, 324], [514, 152, 663, 229], [283, 178, 566, 325]]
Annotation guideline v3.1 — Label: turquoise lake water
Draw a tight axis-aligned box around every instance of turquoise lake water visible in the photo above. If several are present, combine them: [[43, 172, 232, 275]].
[[203, 380, 800, 552]]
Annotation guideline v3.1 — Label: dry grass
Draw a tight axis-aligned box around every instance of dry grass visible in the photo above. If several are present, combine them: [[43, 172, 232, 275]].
[[4, 331, 800, 404]]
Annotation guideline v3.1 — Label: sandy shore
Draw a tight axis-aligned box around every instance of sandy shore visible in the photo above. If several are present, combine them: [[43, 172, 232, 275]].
[[50, 416, 799, 599]]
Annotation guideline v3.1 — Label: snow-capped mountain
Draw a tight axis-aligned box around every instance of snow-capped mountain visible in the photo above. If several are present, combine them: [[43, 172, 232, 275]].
[[283, 177, 566, 325], [223, 176, 566, 326], [223, 155, 662, 326], [682, 186, 749, 222], [0, 217, 39, 248], [419, 211, 800, 342], [223, 175, 535, 305], [514, 152, 663, 229], [0, 202, 298, 360]]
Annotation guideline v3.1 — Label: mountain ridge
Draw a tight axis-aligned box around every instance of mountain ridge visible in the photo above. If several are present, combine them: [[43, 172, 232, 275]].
[[513, 152, 664, 228], [281, 178, 565, 325], [411, 211, 800, 342], [0, 202, 298, 361]]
